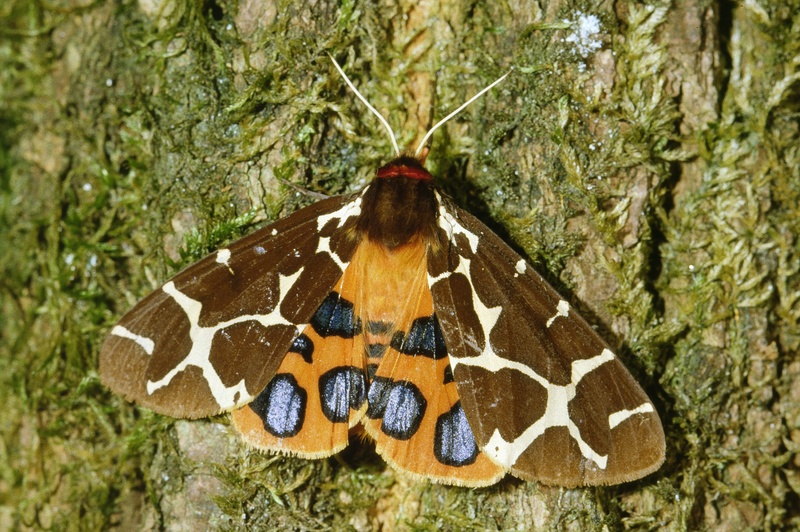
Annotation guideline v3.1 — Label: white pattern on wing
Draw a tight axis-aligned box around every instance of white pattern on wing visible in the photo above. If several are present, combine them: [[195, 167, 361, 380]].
[[216, 248, 231, 267], [144, 268, 305, 411], [477, 349, 615, 469], [431, 203, 502, 356], [546, 300, 570, 328], [609, 403, 655, 429], [314, 194, 364, 271], [317, 236, 346, 270], [316, 194, 363, 231], [456, 256, 502, 356], [437, 194, 479, 254], [216, 248, 234, 274], [111, 325, 155, 355]]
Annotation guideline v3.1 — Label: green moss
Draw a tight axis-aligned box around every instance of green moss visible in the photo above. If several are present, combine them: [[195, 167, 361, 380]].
[[2, 0, 799, 529]]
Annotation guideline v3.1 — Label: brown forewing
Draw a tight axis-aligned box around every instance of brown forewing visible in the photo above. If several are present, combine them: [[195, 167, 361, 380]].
[[429, 200, 665, 486], [99, 194, 360, 419]]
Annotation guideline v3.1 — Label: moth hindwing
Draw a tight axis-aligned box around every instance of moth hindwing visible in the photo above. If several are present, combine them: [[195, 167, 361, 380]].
[[100, 155, 665, 487]]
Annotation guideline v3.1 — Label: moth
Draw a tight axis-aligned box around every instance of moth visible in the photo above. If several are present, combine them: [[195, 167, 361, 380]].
[[99, 56, 665, 487]]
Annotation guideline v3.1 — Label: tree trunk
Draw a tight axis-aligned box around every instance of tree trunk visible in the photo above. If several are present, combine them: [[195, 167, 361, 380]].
[[1, 0, 797, 529]]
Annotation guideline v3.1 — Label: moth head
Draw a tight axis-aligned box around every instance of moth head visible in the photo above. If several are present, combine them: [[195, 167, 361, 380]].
[[375, 155, 432, 182], [329, 54, 508, 252]]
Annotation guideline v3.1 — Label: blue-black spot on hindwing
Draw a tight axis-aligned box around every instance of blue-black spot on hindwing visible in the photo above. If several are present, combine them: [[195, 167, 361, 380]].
[[390, 315, 447, 359], [434, 401, 479, 466], [367, 378, 427, 440], [250, 374, 307, 438], [319, 366, 367, 423], [366, 376, 393, 419], [383, 381, 427, 440], [289, 333, 314, 363], [310, 292, 360, 338]]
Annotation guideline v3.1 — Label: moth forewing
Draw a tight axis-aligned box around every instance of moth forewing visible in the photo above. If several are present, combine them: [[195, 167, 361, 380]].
[[99, 194, 362, 418], [428, 200, 665, 486]]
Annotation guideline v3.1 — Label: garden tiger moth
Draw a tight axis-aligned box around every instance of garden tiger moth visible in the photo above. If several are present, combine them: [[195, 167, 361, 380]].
[[99, 55, 666, 487]]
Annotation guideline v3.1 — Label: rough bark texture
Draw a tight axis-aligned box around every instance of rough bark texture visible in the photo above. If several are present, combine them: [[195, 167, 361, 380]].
[[1, 0, 798, 529]]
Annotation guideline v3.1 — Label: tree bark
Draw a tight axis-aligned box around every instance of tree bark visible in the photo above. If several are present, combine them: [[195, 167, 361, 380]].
[[1, 0, 798, 529]]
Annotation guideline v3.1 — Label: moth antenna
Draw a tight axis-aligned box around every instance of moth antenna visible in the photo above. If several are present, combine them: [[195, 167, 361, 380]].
[[328, 53, 401, 157], [414, 70, 511, 158]]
